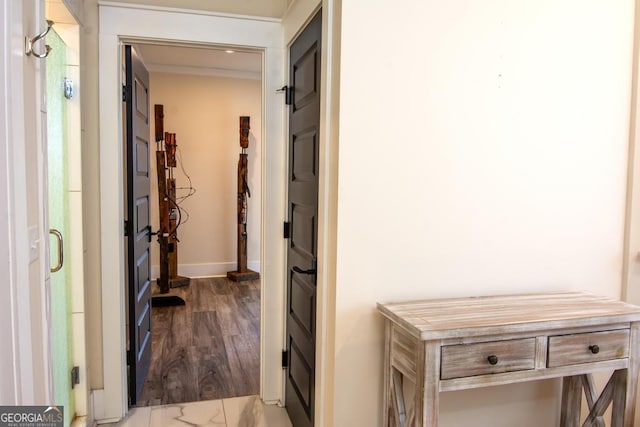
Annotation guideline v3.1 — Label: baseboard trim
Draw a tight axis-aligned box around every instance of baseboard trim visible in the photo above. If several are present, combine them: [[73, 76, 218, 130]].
[[151, 261, 261, 279]]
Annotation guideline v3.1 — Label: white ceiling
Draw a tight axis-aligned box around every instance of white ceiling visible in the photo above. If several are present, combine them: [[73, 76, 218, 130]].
[[45, 0, 77, 24], [135, 44, 262, 80]]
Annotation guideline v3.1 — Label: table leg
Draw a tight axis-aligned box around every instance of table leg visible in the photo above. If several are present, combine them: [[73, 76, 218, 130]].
[[611, 369, 627, 427], [383, 320, 392, 427], [414, 341, 439, 427], [622, 322, 640, 427], [560, 376, 582, 427]]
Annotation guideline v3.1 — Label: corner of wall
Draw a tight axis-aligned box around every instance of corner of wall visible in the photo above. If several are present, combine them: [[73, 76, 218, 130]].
[[622, 0, 640, 305], [79, 0, 105, 393]]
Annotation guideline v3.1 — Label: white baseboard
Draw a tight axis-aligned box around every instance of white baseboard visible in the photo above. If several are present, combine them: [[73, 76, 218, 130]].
[[151, 261, 261, 279]]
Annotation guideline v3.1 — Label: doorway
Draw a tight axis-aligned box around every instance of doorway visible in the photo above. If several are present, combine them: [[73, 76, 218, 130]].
[[124, 42, 264, 406], [98, 4, 287, 420]]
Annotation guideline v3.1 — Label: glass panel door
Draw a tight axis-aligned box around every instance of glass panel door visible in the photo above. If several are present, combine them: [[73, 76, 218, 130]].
[[46, 28, 74, 427]]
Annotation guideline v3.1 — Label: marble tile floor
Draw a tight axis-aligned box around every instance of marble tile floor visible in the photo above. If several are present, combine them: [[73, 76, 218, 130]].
[[101, 395, 292, 427]]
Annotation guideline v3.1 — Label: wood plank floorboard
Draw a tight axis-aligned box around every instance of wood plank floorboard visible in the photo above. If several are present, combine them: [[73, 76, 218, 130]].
[[136, 277, 260, 406]]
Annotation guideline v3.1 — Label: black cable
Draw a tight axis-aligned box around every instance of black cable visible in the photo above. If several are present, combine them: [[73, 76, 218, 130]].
[[173, 146, 196, 226], [158, 145, 195, 239]]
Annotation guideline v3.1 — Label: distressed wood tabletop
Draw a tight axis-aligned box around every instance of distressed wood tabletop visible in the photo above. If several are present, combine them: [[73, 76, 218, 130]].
[[377, 292, 640, 340]]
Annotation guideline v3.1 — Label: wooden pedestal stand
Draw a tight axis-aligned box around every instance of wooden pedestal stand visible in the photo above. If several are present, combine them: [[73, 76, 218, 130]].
[[227, 116, 259, 282], [152, 105, 188, 307]]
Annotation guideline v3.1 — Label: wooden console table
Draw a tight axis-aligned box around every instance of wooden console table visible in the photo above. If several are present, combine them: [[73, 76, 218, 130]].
[[377, 292, 640, 426]]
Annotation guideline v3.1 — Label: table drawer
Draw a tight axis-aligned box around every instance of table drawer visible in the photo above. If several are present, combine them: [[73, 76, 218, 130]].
[[547, 329, 629, 368], [440, 338, 536, 380]]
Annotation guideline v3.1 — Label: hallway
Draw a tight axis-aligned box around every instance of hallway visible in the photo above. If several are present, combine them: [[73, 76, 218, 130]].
[[137, 277, 260, 405]]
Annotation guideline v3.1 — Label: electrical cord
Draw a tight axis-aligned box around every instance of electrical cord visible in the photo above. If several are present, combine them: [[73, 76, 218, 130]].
[[164, 146, 196, 239], [173, 146, 196, 226]]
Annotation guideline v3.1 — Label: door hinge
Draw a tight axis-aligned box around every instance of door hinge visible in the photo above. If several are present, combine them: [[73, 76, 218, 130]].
[[122, 84, 130, 102], [283, 221, 290, 239], [124, 219, 132, 237], [282, 350, 288, 368], [147, 226, 158, 243], [71, 366, 79, 388], [278, 86, 293, 105], [285, 86, 293, 105]]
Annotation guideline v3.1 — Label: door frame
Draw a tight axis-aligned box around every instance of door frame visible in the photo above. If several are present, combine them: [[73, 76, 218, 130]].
[[1, 0, 57, 405], [97, 2, 340, 424], [97, 4, 287, 421]]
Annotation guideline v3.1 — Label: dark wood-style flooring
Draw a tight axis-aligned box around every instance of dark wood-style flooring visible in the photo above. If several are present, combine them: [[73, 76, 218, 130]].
[[136, 277, 260, 407]]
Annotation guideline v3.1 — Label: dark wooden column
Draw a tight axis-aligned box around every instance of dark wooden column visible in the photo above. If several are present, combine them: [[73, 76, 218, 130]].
[[228, 116, 259, 282]]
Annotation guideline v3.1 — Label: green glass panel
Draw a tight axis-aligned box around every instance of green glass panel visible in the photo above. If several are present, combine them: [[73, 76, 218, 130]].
[[46, 29, 74, 427]]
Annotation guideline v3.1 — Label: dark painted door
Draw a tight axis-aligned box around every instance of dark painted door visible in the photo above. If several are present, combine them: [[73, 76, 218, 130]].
[[124, 45, 152, 405], [285, 10, 322, 427]]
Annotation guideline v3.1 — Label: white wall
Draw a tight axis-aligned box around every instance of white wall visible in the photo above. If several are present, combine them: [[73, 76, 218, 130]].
[[624, 2, 640, 306], [333, 1, 634, 426], [148, 72, 262, 277]]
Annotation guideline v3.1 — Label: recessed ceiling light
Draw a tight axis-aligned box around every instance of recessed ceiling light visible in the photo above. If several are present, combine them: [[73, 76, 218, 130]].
[[225, 50, 235, 54]]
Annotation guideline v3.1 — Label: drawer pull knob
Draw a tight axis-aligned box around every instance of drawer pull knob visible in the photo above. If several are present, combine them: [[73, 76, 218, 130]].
[[487, 355, 499, 365], [589, 345, 600, 354]]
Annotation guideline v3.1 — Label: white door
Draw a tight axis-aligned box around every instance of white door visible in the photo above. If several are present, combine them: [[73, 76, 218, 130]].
[[0, 0, 53, 405]]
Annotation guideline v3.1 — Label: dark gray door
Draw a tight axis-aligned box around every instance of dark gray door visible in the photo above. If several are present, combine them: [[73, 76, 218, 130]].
[[124, 44, 152, 405], [285, 10, 321, 427]]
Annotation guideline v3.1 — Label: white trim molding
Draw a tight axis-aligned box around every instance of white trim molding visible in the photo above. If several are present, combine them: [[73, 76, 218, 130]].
[[1, 0, 53, 405], [97, 3, 285, 422], [146, 64, 261, 80], [98, 1, 282, 23]]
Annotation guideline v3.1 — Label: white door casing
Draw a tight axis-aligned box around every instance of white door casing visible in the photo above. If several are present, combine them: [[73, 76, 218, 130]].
[[0, 0, 19, 404], [1, 0, 53, 406], [97, 4, 285, 421]]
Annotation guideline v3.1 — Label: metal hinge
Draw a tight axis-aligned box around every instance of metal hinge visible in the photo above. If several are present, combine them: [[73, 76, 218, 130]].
[[147, 226, 158, 243], [282, 350, 288, 368], [124, 220, 132, 237], [122, 84, 130, 102], [71, 366, 79, 388], [283, 221, 290, 239], [277, 86, 293, 105]]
